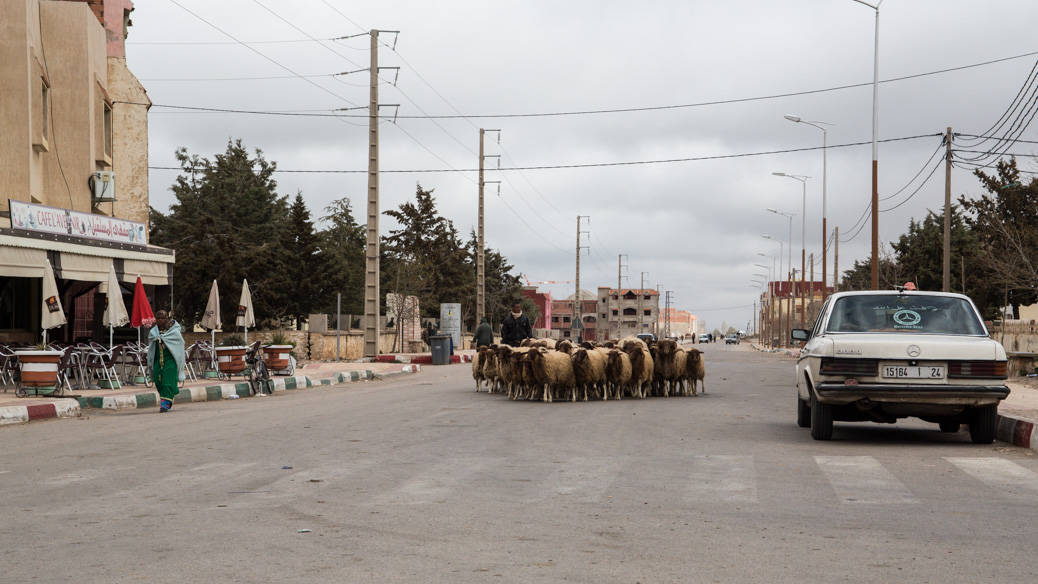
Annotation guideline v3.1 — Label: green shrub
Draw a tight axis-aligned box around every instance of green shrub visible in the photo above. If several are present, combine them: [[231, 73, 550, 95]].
[[220, 334, 246, 346]]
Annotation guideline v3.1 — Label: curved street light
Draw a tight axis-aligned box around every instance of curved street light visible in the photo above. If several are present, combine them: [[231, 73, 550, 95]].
[[784, 115, 832, 295]]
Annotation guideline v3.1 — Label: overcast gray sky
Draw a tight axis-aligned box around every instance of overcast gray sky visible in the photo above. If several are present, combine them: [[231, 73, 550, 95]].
[[131, 0, 1038, 331]]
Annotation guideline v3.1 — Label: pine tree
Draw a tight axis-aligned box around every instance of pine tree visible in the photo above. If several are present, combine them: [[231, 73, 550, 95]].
[[280, 193, 323, 328]]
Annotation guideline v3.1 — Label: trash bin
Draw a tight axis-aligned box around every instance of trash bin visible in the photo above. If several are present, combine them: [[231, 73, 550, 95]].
[[429, 335, 451, 365]]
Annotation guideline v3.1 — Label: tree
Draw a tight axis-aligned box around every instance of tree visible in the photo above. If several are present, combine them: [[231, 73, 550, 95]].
[[150, 140, 289, 327], [383, 184, 472, 318], [959, 157, 1038, 318], [318, 197, 366, 316], [839, 248, 903, 292], [464, 230, 522, 330], [280, 193, 323, 328]]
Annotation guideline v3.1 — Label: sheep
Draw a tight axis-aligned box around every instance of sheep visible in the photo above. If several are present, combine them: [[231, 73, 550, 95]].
[[685, 348, 706, 395], [481, 347, 500, 393], [571, 347, 609, 401], [473, 346, 488, 391], [494, 345, 521, 397], [529, 348, 575, 403], [520, 338, 557, 349], [556, 339, 575, 354], [605, 348, 632, 400], [623, 343, 654, 399], [652, 339, 687, 397], [620, 335, 648, 350]]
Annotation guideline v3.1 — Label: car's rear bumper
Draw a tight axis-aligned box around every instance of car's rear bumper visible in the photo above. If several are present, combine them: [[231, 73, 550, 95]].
[[814, 382, 1009, 406]]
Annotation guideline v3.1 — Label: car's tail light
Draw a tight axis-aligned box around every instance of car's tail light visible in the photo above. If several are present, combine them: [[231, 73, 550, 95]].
[[948, 360, 1008, 379], [820, 358, 879, 376]]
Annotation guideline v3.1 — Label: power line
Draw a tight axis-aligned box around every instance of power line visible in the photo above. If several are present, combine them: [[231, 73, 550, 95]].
[[128, 37, 342, 45], [148, 133, 938, 174], [879, 155, 945, 213], [137, 49, 1038, 119], [167, 0, 360, 109]]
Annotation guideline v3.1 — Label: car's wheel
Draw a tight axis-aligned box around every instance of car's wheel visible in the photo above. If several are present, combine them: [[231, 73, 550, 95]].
[[810, 395, 833, 440], [969, 405, 998, 444], [796, 395, 811, 428], [939, 420, 960, 433]]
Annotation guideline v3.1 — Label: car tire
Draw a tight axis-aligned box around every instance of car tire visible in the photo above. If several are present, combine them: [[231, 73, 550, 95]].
[[938, 420, 960, 433], [969, 405, 998, 444], [796, 395, 811, 428], [810, 395, 833, 440]]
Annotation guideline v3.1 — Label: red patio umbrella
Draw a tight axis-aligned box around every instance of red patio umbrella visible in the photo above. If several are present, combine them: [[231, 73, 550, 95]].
[[131, 276, 155, 345]]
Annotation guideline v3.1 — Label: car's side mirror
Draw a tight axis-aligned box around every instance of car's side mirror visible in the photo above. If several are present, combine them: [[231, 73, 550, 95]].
[[791, 328, 810, 342]]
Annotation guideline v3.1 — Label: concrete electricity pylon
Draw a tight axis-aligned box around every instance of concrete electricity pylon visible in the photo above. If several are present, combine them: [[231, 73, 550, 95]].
[[476, 128, 500, 324]]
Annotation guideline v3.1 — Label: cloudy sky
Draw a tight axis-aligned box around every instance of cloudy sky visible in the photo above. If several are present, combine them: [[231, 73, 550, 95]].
[[130, 0, 1038, 332]]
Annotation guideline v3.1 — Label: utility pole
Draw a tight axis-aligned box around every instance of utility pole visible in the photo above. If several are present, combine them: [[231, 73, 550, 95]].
[[362, 29, 381, 358], [640, 271, 649, 338], [664, 291, 673, 338], [617, 254, 628, 291], [942, 126, 952, 292], [476, 128, 500, 325], [574, 216, 590, 342], [834, 226, 840, 293]]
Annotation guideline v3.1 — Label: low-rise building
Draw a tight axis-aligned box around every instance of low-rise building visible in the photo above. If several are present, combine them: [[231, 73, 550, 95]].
[[0, 0, 172, 343], [550, 289, 598, 341], [597, 287, 659, 340]]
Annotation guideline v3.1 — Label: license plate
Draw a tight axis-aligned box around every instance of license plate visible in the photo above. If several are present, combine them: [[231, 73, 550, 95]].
[[882, 365, 945, 379]]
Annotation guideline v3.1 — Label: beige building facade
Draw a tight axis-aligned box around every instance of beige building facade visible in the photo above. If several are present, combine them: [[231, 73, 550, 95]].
[[597, 287, 660, 340], [0, 0, 171, 343]]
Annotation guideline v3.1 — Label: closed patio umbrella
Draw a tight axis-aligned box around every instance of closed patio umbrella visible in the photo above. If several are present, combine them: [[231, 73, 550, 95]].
[[41, 259, 66, 344], [236, 279, 255, 343], [130, 275, 155, 346], [201, 280, 221, 368], [103, 264, 129, 349]]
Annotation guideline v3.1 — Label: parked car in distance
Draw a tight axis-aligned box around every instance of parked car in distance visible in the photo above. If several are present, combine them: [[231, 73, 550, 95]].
[[793, 289, 1009, 442], [636, 333, 656, 344], [725, 334, 739, 344], [698, 334, 711, 343]]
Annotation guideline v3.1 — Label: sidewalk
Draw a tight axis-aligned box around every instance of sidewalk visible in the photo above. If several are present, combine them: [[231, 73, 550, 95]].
[[0, 359, 427, 426]]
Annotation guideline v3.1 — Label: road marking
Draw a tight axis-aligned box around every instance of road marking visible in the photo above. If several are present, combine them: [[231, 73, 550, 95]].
[[529, 456, 623, 503], [945, 457, 1038, 495], [374, 458, 490, 505], [815, 456, 918, 504], [684, 455, 758, 503]]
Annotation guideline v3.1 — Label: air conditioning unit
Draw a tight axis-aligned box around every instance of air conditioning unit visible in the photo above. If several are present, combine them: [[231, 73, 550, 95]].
[[91, 170, 116, 203]]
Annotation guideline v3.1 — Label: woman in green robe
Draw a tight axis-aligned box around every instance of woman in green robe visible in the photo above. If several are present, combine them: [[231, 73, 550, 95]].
[[147, 310, 185, 413]]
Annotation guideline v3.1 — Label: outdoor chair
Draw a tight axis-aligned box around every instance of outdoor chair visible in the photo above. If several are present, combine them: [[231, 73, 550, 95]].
[[0, 346, 18, 390], [56, 346, 79, 394]]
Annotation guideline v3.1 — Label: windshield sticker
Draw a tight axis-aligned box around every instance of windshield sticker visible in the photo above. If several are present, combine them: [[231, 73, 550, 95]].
[[893, 309, 922, 328]]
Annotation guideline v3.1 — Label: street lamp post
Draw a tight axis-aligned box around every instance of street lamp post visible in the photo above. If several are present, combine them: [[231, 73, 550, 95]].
[[851, 0, 882, 289], [772, 173, 809, 329], [784, 115, 831, 299], [761, 236, 784, 346]]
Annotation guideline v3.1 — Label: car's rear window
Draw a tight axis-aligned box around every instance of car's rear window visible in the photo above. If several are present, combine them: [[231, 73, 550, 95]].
[[826, 294, 986, 335]]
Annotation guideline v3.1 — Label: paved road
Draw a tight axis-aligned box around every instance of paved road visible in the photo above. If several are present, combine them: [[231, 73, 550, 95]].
[[3, 344, 1037, 583]]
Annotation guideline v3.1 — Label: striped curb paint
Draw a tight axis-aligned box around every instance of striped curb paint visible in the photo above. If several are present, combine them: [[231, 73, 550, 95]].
[[0, 399, 81, 426], [996, 413, 1038, 453]]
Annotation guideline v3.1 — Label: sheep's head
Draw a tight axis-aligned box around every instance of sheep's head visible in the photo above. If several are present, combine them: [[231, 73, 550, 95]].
[[571, 348, 593, 379], [657, 339, 677, 356]]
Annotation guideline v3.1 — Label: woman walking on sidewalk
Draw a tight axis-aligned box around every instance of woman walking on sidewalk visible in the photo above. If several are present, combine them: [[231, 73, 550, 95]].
[[147, 310, 186, 413]]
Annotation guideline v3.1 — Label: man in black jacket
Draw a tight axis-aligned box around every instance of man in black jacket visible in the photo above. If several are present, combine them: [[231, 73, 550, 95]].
[[501, 302, 532, 346]]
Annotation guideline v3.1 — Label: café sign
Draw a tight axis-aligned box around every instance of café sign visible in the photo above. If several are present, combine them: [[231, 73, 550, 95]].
[[9, 200, 147, 245]]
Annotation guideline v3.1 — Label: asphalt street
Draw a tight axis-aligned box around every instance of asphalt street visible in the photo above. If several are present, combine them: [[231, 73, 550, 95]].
[[2, 343, 1037, 583]]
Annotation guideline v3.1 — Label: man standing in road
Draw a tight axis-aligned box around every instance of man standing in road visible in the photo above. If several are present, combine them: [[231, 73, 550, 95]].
[[473, 316, 494, 348], [501, 302, 532, 347], [147, 310, 186, 413]]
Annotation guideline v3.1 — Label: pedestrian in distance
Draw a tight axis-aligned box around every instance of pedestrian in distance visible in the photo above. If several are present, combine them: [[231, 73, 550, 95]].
[[147, 309, 186, 413], [473, 316, 494, 348], [501, 302, 532, 347]]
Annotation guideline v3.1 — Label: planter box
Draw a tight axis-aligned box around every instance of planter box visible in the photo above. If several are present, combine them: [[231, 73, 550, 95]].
[[215, 346, 248, 375], [263, 345, 293, 371], [16, 350, 61, 395]]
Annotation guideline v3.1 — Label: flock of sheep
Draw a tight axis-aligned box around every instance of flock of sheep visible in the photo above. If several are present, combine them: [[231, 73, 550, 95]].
[[472, 336, 706, 402]]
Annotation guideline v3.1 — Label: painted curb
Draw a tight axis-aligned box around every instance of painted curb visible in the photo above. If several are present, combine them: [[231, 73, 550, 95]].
[[72, 366, 421, 412], [996, 413, 1038, 453], [0, 398, 81, 426]]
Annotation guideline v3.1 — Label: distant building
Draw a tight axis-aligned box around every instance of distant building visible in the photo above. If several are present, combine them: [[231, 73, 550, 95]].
[[520, 286, 552, 331], [597, 287, 660, 340], [659, 307, 698, 339], [550, 289, 598, 341]]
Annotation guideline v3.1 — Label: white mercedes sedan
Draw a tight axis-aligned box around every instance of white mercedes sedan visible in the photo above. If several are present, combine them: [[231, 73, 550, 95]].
[[792, 289, 1009, 442]]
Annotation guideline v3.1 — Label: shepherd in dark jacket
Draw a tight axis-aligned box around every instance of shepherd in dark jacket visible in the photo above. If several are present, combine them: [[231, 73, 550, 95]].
[[473, 317, 494, 347], [501, 302, 533, 347]]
